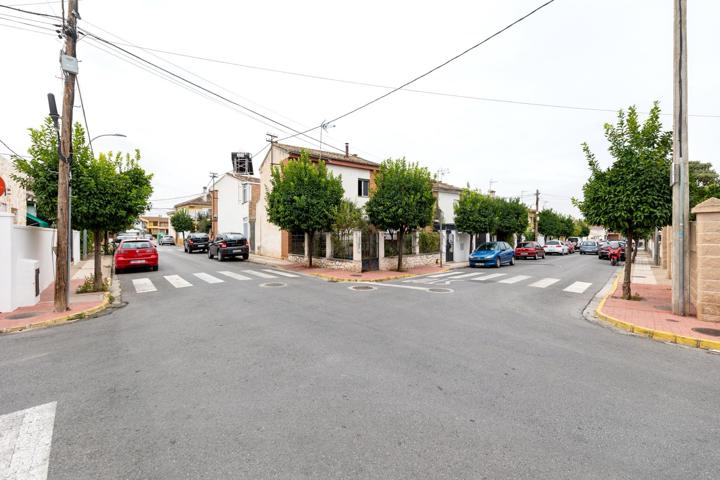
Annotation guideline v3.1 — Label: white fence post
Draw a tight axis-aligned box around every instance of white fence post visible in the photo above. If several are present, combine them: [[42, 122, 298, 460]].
[[0, 213, 14, 311], [325, 232, 333, 259], [352, 229, 362, 261]]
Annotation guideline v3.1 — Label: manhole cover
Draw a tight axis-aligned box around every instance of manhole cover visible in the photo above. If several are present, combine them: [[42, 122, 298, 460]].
[[349, 285, 376, 291], [692, 328, 720, 337], [428, 288, 453, 294], [259, 282, 286, 288], [5, 312, 41, 320]]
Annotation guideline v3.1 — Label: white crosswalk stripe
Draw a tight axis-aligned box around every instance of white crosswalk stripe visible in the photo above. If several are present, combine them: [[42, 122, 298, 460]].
[[472, 273, 506, 281], [244, 270, 277, 279], [563, 281, 592, 293], [193, 272, 224, 284], [450, 272, 486, 279], [218, 271, 251, 281], [262, 269, 299, 278], [0, 402, 56, 480], [529, 277, 560, 288], [499, 275, 531, 284], [132, 278, 156, 293], [427, 271, 464, 278], [164, 274, 192, 288]]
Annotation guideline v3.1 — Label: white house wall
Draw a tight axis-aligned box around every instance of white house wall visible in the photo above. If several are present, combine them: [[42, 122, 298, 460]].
[[437, 191, 459, 225], [327, 164, 371, 207], [216, 175, 250, 235]]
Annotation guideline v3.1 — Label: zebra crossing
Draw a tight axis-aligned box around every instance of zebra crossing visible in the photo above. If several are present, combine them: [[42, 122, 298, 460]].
[[404, 270, 593, 294], [129, 268, 300, 294]]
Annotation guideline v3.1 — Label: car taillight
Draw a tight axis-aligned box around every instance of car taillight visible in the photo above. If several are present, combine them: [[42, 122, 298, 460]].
[[220, 242, 227, 248], [188, 239, 193, 244], [116, 249, 124, 254]]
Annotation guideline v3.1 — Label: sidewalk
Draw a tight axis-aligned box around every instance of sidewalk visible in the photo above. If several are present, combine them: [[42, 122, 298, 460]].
[[596, 251, 720, 350], [0, 256, 112, 334], [248, 253, 456, 282]]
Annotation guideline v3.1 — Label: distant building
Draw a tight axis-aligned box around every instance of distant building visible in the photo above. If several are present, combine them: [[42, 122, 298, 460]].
[[168, 193, 211, 240], [588, 225, 607, 240], [214, 173, 260, 251], [139, 215, 169, 238], [0, 154, 28, 225]]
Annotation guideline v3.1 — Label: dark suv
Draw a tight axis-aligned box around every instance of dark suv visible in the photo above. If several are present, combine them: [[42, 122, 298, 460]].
[[208, 233, 249, 261], [184, 232, 210, 253]]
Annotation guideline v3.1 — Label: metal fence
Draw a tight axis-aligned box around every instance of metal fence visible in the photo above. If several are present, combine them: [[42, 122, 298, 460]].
[[290, 233, 305, 255], [331, 233, 354, 260], [311, 233, 326, 258], [384, 231, 413, 257]]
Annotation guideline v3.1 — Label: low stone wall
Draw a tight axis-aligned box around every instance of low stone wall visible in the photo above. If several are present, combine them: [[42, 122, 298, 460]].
[[380, 253, 439, 271], [287, 254, 361, 272]]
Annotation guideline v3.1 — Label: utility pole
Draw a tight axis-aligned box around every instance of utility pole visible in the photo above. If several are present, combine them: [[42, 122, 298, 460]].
[[672, 0, 690, 316], [266, 133, 277, 167], [54, 0, 79, 313], [534, 189, 540, 240], [209, 172, 218, 238]]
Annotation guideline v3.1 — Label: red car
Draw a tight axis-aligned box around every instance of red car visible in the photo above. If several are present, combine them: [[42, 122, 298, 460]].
[[565, 241, 576, 254], [514, 241, 546, 260], [114, 239, 158, 273]]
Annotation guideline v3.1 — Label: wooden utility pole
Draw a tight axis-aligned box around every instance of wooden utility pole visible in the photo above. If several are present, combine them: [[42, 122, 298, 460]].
[[534, 189, 540, 240], [671, 0, 690, 315], [54, 0, 79, 312]]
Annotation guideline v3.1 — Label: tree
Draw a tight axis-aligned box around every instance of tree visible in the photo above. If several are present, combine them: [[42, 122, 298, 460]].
[[689, 161, 720, 215], [573, 219, 590, 238], [195, 212, 211, 233], [494, 197, 529, 245], [266, 151, 343, 267], [538, 209, 562, 239], [333, 199, 364, 236], [576, 103, 672, 299], [14, 119, 152, 290], [366, 158, 434, 271], [559, 214, 574, 239], [454, 189, 497, 251], [171, 209, 194, 243]]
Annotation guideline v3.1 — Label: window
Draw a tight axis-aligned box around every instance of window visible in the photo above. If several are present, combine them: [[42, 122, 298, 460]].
[[242, 183, 250, 203], [357, 179, 369, 197]]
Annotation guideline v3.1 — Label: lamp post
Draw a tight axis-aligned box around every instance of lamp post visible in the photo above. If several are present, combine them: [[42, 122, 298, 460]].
[[89, 133, 126, 157]]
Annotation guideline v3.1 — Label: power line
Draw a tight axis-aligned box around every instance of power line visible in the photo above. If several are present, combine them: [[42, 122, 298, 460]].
[[0, 4, 62, 19], [75, 77, 94, 158], [280, 0, 557, 141], [0, 137, 22, 157]]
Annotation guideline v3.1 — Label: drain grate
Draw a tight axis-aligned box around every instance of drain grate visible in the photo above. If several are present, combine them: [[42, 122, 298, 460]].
[[428, 288, 452, 294], [260, 282, 286, 288], [349, 285, 376, 291], [692, 327, 720, 337], [4, 312, 41, 320]]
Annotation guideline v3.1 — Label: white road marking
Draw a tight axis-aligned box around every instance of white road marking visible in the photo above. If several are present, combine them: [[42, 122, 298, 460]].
[[164, 274, 193, 288], [449, 272, 485, 279], [403, 278, 435, 284], [193, 272, 224, 284], [499, 275, 531, 284], [218, 271, 251, 281], [563, 281, 592, 293], [529, 277, 560, 288], [0, 401, 57, 480], [132, 278, 157, 293], [427, 271, 464, 278], [262, 269, 299, 278], [363, 282, 451, 293], [243, 270, 277, 279], [472, 273, 506, 281]]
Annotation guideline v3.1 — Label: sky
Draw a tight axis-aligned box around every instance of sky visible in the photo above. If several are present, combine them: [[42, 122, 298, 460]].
[[0, 0, 718, 217]]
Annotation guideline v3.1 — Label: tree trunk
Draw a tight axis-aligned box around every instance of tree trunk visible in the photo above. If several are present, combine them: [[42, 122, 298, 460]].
[[93, 229, 103, 291], [622, 230, 634, 299], [397, 230, 404, 272], [308, 231, 314, 268]]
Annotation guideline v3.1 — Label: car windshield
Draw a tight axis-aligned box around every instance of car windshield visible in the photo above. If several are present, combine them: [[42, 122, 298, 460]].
[[121, 241, 152, 249], [190, 234, 208, 239], [475, 242, 498, 251], [225, 233, 245, 240], [582, 241, 596, 246], [609, 241, 620, 248], [517, 242, 532, 248], [547, 240, 560, 245]]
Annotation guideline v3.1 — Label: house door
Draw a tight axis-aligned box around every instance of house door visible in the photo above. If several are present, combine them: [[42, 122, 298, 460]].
[[361, 227, 379, 272], [445, 229, 454, 262]]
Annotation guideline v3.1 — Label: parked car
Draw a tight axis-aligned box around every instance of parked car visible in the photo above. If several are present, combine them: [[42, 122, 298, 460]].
[[599, 241, 625, 260], [514, 241, 545, 260], [469, 241, 515, 268], [159, 235, 175, 246], [567, 237, 581, 247], [565, 241, 576, 254], [543, 240, 568, 255], [114, 239, 158, 273], [184, 232, 210, 253], [579, 240, 599, 255], [208, 232, 249, 261]]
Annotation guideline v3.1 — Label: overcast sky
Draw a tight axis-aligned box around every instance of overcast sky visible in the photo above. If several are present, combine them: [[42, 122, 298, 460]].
[[0, 0, 718, 217]]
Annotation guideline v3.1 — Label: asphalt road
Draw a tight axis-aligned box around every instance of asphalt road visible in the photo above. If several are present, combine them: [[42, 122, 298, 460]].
[[1, 249, 719, 479]]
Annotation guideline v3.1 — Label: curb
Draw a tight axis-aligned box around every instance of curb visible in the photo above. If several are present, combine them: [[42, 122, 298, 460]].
[[594, 273, 720, 351], [0, 292, 112, 335]]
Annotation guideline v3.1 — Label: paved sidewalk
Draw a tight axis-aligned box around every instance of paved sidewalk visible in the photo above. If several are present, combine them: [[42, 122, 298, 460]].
[[0, 257, 112, 334], [596, 252, 720, 350]]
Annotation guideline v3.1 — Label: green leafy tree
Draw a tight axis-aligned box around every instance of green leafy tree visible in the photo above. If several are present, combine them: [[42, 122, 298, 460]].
[[195, 212, 211, 233], [576, 103, 672, 299], [333, 199, 364, 236], [689, 161, 720, 215], [538, 209, 562, 239], [171, 209, 194, 243], [454, 189, 497, 251], [573, 219, 591, 238], [266, 151, 343, 267], [494, 197, 529, 245], [366, 158, 434, 271], [559, 214, 574, 239]]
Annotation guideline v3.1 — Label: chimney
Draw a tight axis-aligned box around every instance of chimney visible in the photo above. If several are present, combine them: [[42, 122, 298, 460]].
[[345, 143, 349, 158], [202, 186, 207, 201]]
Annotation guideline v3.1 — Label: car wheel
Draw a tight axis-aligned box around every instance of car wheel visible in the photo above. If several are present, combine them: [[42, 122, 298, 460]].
[[208, 249, 214, 259], [218, 251, 224, 262], [495, 257, 501, 268], [510, 256, 515, 266], [152, 265, 158, 271], [242, 254, 249, 261]]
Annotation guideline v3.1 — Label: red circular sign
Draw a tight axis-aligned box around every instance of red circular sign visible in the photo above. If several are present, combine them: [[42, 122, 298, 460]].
[[0, 176, 5, 196]]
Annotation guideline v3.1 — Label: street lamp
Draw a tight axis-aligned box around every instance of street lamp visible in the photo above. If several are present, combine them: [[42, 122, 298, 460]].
[[90, 133, 126, 143]]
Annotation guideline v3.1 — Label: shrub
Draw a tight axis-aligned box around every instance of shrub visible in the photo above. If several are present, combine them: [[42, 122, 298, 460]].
[[419, 231, 440, 253]]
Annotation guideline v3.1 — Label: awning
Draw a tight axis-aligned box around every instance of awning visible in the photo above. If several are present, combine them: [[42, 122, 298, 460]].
[[26, 212, 49, 228]]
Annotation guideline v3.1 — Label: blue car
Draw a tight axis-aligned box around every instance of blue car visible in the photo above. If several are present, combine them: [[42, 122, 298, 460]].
[[469, 241, 516, 268]]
